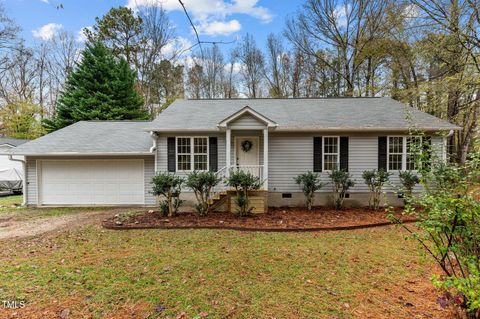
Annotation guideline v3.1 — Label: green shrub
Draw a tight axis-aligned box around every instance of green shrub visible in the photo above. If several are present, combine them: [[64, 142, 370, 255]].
[[226, 170, 261, 216], [186, 170, 221, 216], [398, 170, 419, 201], [362, 169, 392, 210], [151, 172, 184, 217], [329, 169, 354, 210], [391, 153, 480, 318], [295, 171, 323, 210]]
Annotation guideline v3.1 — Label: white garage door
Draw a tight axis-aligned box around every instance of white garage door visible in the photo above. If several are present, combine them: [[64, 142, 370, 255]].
[[39, 159, 145, 205]]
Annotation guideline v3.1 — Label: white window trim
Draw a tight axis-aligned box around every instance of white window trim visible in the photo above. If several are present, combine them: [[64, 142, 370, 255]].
[[387, 136, 422, 171], [323, 136, 340, 172], [175, 136, 209, 172]]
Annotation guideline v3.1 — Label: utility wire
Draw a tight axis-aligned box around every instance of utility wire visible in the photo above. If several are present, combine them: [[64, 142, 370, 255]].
[[177, 0, 236, 61], [178, 0, 204, 60]]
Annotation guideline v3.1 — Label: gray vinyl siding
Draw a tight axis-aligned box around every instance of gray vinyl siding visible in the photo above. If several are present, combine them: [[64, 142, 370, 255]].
[[268, 133, 446, 193], [348, 136, 377, 192], [26, 157, 37, 205], [229, 114, 266, 129], [144, 157, 156, 205], [156, 132, 446, 194], [268, 134, 315, 192]]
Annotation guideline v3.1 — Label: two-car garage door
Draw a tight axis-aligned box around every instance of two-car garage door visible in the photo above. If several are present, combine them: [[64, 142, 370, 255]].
[[39, 159, 145, 205]]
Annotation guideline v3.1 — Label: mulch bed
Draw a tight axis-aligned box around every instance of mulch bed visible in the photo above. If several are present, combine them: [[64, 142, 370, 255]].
[[103, 207, 417, 232]]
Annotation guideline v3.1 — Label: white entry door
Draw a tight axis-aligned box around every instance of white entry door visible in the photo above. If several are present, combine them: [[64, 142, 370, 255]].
[[235, 136, 260, 177], [39, 159, 145, 205]]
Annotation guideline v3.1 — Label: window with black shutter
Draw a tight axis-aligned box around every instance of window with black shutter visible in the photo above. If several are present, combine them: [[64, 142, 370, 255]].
[[340, 137, 349, 171], [378, 136, 387, 170], [209, 137, 218, 172], [167, 137, 176, 172], [313, 137, 322, 172]]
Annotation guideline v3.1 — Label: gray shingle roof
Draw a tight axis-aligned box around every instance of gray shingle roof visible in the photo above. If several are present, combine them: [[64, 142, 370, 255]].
[[0, 137, 30, 147], [8, 98, 459, 156], [146, 97, 459, 132], [11, 121, 153, 155]]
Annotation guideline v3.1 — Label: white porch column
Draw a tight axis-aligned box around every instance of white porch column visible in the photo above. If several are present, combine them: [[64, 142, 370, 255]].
[[263, 128, 268, 190], [226, 128, 231, 177]]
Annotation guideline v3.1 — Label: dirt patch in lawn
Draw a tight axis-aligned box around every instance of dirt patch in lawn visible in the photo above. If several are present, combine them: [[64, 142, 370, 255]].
[[0, 209, 125, 240], [103, 207, 416, 231]]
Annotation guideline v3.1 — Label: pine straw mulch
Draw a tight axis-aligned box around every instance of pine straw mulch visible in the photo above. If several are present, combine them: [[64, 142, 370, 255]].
[[103, 207, 417, 232]]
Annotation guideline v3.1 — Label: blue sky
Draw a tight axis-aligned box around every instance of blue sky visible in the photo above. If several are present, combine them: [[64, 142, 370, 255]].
[[3, 0, 302, 54]]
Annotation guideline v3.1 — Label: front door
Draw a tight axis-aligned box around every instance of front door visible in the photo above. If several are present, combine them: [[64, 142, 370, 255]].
[[235, 136, 260, 177]]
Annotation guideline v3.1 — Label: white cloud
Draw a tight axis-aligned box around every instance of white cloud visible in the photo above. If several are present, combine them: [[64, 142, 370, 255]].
[[126, 0, 272, 36], [32, 23, 63, 41], [224, 62, 242, 74], [161, 36, 193, 59], [76, 26, 92, 43], [196, 19, 241, 36], [403, 4, 419, 18], [333, 4, 350, 29], [40, 0, 49, 3]]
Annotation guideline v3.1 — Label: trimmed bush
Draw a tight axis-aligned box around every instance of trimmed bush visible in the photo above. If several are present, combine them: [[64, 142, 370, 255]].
[[329, 169, 354, 210], [226, 170, 261, 216], [186, 170, 221, 216], [151, 172, 184, 217], [362, 169, 392, 210], [398, 170, 419, 201], [295, 171, 323, 210]]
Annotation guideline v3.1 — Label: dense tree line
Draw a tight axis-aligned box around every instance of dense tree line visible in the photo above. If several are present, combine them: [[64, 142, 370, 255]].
[[0, 1, 478, 161]]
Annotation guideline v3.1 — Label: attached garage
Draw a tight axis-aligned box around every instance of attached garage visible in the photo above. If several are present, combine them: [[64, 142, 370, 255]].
[[38, 159, 145, 205]]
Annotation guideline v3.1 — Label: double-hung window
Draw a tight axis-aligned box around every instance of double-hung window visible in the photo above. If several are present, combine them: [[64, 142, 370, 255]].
[[176, 137, 208, 171], [323, 136, 339, 171], [406, 136, 422, 170], [388, 136, 422, 171], [388, 137, 403, 170]]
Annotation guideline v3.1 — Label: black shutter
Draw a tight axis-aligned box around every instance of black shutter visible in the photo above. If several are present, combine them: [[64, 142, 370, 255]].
[[340, 137, 349, 171], [378, 136, 387, 170], [423, 136, 432, 170], [167, 137, 176, 172], [209, 137, 218, 172], [313, 137, 322, 172]]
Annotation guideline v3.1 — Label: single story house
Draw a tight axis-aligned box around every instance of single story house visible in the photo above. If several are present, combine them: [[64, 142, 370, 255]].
[[8, 98, 459, 208]]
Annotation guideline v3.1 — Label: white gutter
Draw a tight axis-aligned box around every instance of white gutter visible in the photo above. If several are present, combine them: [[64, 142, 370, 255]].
[[443, 129, 455, 162], [149, 131, 158, 172], [8, 152, 155, 156], [8, 155, 27, 206], [144, 127, 461, 133], [149, 131, 157, 153]]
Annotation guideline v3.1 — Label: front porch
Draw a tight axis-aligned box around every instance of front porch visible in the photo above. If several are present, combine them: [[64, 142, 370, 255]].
[[209, 128, 270, 213], [210, 106, 278, 213]]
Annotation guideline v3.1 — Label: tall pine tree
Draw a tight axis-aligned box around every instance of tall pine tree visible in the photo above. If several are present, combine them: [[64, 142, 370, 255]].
[[44, 41, 148, 132]]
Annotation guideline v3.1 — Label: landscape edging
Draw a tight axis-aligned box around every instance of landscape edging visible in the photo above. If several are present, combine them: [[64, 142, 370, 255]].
[[102, 219, 417, 232]]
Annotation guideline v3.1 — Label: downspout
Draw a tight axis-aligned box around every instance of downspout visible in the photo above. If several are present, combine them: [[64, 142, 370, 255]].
[[8, 155, 27, 206], [150, 131, 158, 172], [443, 130, 454, 162]]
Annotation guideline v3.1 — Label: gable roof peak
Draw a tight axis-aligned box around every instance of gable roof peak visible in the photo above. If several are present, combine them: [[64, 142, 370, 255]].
[[217, 105, 278, 128]]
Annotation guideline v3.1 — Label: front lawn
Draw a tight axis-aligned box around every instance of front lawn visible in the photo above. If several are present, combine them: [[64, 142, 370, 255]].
[[0, 225, 451, 318], [0, 194, 22, 207], [0, 194, 111, 219]]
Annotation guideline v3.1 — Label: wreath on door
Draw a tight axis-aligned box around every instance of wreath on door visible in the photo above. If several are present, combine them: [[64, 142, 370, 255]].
[[241, 140, 253, 153]]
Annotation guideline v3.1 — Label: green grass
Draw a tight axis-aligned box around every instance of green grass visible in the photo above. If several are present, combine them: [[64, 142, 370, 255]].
[[0, 195, 22, 207], [0, 194, 111, 219], [0, 225, 437, 319]]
